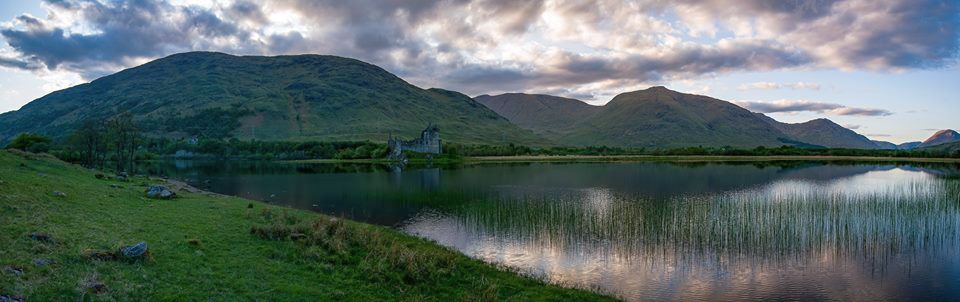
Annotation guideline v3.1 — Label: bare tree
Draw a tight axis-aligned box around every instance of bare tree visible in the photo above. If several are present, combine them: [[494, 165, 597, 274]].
[[106, 112, 140, 174]]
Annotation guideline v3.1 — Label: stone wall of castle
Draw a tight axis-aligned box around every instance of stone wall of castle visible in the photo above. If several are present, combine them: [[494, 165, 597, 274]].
[[388, 125, 441, 158]]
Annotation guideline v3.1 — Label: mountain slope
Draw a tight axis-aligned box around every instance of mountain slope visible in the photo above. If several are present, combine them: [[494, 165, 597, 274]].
[[898, 141, 922, 150], [474, 93, 602, 138], [756, 116, 879, 149], [478, 87, 882, 149], [568, 87, 795, 148], [872, 140, 898, 150], [0, 52, 542, 145], [919, 140, 960, 154], [917, 130, 960, 148]]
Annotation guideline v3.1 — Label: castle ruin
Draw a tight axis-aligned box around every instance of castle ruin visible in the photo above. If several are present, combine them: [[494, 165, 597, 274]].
[[388, 124, 441, 158]]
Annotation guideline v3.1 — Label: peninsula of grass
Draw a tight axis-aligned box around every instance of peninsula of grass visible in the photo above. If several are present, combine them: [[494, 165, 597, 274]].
[[0, 150, 611, 301]]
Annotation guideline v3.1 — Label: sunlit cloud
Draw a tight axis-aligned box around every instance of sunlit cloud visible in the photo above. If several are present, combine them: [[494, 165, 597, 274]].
[[734, 99, 893, 116], [737, 81, 821, 91], [0, 0, 956, 101]]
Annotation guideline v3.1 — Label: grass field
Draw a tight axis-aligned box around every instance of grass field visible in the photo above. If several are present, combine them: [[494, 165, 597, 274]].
[[0, 150, 611, 301]]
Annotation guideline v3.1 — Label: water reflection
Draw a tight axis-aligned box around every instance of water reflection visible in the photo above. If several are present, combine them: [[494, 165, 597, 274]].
[[403, 167, 960, 300], [138, 160, 960, 300]]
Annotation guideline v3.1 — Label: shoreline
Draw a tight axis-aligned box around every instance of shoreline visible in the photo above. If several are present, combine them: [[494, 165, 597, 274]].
[[0, 150, 611, 300], [286, 155, 960, 164]]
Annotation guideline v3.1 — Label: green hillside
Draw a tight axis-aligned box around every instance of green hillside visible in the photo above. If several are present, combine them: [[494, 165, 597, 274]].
[[755, 115, 879, 149], [0, 52, 542, 145], [917, 130, 960, 148], [919, 140, 960, 154], [479, 87, 796, 148], [474, 93, 602, 138]]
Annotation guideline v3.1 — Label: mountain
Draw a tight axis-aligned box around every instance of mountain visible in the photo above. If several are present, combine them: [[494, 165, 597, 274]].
[[755, 116, 879, 149], [0, 52, 541, 145], [474, 93, 602, 138], [897, 141, 922, 150], [919, 140, 960, 154], [916, 130, 960, 148], [478, 87, 884, 149], [479, 87, 798, 148], [872, 140, 898, 150]]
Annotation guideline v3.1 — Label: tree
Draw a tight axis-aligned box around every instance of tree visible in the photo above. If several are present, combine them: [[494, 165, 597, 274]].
[[69, 120, 108, 169], [106, 112, 140, 173], [6, 133, 52, 153]]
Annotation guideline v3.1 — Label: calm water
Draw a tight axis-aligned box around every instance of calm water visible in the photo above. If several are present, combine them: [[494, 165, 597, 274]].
[[139, 160, 960, 301]]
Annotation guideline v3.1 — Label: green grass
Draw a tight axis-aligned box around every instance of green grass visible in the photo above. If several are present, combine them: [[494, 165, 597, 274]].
[[0, 150, 611, 301]]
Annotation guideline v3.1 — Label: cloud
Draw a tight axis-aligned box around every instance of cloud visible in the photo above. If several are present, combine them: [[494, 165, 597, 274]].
[[0, 0, 956, 100], [734, 99, 893, 116], [865, 133, 892, 137], [737, 81, 821, 91], [828, 107, 894, 116], [844, 124, 861, 130]]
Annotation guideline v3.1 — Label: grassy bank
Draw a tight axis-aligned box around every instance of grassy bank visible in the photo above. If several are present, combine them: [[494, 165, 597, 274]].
[[0, 150, 611, 301]]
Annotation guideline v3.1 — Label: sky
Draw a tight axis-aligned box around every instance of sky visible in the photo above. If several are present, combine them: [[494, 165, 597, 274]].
[[0, 0, 958, 144]]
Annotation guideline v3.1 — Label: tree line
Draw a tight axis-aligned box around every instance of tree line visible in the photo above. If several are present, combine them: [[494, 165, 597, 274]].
[[6, 122, 960, 164]]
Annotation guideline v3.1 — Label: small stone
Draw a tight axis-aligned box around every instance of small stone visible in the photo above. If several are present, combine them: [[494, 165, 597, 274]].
[[109, 184, 123, 189], [82, 249, 116, 261], [32, 259, 52, 267], [120, 242, 148, 258], [2, 266, 23, 277], [85, 282, 107, 294], [145, 185, 176, 199], [269, 194, 276, 198], [29, 232, 53, 243], [0, 294, 25, 302], [289, 233, 307, 241], [53, 191, 66, 198]]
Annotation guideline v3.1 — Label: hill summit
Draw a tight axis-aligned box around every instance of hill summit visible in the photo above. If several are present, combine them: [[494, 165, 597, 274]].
[[917, 130, 960, 148], [477, 87, 877, 149], [0, 52, 540, 145]]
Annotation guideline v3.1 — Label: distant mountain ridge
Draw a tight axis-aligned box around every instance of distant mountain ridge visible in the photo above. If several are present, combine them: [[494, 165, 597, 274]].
[[473, 93, 601, 138], [917, 130, 960, 148], [0, 52, 541, 145], [478, 87, 881, 149]]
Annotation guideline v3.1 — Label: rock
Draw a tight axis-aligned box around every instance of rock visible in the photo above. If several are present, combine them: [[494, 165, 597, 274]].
[[82, 249, 117, 261], [121, 242, 148, 258], [109, 184, 123, 189], [289, 233, 307, 241], [29, 232, 53, 243], [32, 259, 52, 267], [0, 294, 25, 302], [1, 266, 23, 277], [85, 281, 107, 294], [95, 173, 105, 179], [145, 185, 176, 199], [186, 239, 202, 247], [53, 191, 66, 198]]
